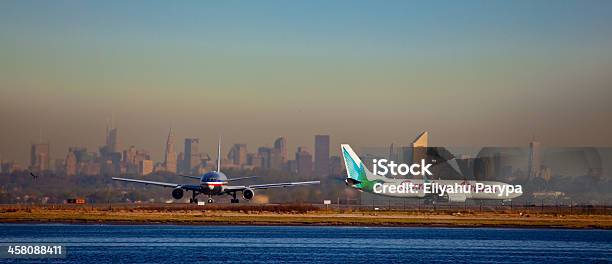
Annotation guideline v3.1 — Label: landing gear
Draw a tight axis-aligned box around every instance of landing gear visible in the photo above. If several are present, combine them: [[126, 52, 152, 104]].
[[230, 192, 239, 203], [189, 191, 200, 204], [207, 195, 214, 204]]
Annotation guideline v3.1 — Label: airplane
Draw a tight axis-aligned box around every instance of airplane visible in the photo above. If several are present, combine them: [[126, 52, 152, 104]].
[[112, 140, 320, 204], [340, 144, 522, 203]]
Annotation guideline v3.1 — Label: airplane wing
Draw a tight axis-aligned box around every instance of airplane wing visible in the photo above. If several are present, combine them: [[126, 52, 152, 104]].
[[112, 177, 203, 191], [227, 176, 258, 182], [112, 177, 180, 188], [178, 174, 201, 180], [224, 180, 320, 192]]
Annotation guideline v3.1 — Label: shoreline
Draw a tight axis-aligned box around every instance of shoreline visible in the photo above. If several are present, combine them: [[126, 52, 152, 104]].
[[1, 207, 611, 229], [2, 220, 611, 230]]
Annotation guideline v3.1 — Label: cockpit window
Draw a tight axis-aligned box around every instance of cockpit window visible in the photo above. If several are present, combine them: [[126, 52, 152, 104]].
[[202, 172, 218, 182]]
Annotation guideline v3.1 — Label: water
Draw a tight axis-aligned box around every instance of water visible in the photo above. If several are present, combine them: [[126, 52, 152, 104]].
[[0, 224, 611, 263]]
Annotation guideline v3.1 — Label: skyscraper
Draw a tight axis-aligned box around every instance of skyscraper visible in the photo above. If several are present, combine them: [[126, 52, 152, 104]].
[[247, 153, 263, 168], [228, 144, 247, 166], [296, 146, 313, 176], [329, 155, 343, 176], [184, 138, 199, 174], [107, 128, 119, 152], [273, 137, 287, 163], [528, 141, 541, 180], [163, 128, 177, 173], [258, 147, 272, 169], [105, 118, 120, 153], [269, 148, 283, 171], [30, 143, 50, 172], [314, 135, 330, 177], [123, 145, 138, 171], [388, 143, 397, 161], [65, 150, 77, 176], [139, 159, 153, 176]]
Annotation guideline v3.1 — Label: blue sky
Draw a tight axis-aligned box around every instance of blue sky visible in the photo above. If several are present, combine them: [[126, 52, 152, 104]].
[[1, 0, 611, 162]]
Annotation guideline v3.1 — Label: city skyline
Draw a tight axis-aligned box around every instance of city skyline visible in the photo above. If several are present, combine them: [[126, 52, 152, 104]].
[[0, 124, 341, 167], [14, 126, 336, 178], [2, 121, 612, 166]]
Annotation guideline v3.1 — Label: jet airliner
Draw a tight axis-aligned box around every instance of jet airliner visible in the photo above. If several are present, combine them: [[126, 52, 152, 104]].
[[112, 141, 319, 204], [341, 144, 522, 202]]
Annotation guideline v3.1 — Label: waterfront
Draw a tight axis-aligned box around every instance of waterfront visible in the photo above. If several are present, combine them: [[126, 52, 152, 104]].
[[1, 224, 611, 263]]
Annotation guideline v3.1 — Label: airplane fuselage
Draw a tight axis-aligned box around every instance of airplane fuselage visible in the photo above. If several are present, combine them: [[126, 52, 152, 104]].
[[340, 143, 523, 202], [199, 171, 228, 195]]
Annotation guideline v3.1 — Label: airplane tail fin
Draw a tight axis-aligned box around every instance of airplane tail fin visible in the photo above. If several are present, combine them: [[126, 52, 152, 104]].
[[216, 137, 221, 172], [341, 144, 381, 186]]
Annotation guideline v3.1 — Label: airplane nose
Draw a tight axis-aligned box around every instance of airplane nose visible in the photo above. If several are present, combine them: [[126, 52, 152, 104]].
[[208, 184, 214, 190]]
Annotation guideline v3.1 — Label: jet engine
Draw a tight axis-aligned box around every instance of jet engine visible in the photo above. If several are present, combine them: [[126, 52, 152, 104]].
[[243, 188, 254, 200], [172, 188, 184, 199]]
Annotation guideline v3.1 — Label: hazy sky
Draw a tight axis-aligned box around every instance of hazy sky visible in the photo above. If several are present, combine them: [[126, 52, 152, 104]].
[[1, 1, 611, 163]]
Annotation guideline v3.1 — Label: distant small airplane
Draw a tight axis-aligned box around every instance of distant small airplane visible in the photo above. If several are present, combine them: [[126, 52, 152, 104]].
[[113, 139, 320, 204]]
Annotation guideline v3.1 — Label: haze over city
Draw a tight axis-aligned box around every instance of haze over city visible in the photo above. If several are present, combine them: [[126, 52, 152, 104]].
[[2, 1, 612, 164]]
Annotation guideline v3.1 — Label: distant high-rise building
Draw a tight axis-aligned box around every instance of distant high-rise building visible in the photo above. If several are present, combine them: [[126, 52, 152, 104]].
[[133, 150, 150, 168], [269, 148, 283, 171], [99, 122, 121, 175], [388, 143, 398, 161], [329, 155, 343, 176], [123, 146, 137, 166], [247, 153, 263, 168], [177, 152, 185, 172], [274, 137, 287, 164], [108, 128, 118, 152], [183, 138, 199, 174], [228, 144, 248, 166], [68, 147, 88, 164], [412, 131, 428, 164], [287, 160, 298, 174], [139, 160, 153, 176], [102, 152, 121, 176], [163, 128, 177, 173], [314, 135, 330, 177], [65, 151, 77, 176], [528, 141, 541, 180], [106, 126, 119, 153], [258, 147, 272, 169], [30, 143, 50, 172], [296, 146, 313, 176]]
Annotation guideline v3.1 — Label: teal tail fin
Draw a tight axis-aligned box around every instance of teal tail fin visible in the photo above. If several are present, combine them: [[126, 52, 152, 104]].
[[341, 144, 384, 186]]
